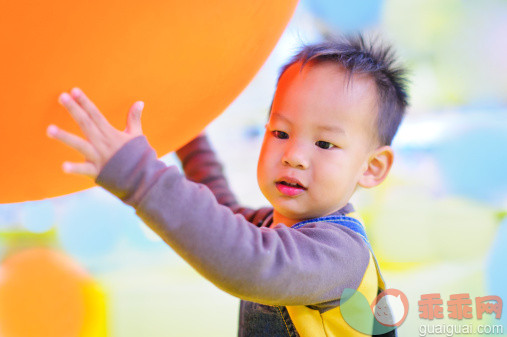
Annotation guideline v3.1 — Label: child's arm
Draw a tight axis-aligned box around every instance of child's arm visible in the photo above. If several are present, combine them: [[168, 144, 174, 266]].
[[96, 135, 370, 308], [48, 89, 371, 308], [176, 134, 272, 226]]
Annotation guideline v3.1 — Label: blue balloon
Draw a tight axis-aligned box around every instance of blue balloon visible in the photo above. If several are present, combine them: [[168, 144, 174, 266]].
[[486, 217, 507, 327], [0, 203, 20, 228], [432, 127, 507, 204], [302, 0, 384, 32], [56, 188, 165, 263], [21, 199, 55, 233], [56, 190, 122, 259]]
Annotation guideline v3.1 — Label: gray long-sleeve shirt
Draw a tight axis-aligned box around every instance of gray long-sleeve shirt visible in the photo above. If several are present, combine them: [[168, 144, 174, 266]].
[[95, 135, 370, 309]]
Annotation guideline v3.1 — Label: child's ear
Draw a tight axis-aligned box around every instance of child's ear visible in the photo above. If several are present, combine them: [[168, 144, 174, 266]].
[[358, 145, 394, 189]]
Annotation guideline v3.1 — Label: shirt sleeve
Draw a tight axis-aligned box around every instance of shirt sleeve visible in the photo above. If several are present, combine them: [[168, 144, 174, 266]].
[[96, 136, 371, 307], [175, 133, 273, 225]]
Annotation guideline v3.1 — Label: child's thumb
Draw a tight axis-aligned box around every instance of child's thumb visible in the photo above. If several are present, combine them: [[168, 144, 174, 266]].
[[126, 101, 144, 135]]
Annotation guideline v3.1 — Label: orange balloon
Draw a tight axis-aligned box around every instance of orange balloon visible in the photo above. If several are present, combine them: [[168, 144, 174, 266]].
[[0, 248, 106, 337], [0, 1, 297, 203]]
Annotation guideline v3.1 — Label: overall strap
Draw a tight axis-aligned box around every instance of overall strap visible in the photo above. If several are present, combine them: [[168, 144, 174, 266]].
[[291, 215, 386, 290]]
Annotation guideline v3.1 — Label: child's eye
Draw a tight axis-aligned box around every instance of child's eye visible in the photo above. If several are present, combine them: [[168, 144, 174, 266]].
[[272, 130, 289, 139], [315, 140, 335, 149]]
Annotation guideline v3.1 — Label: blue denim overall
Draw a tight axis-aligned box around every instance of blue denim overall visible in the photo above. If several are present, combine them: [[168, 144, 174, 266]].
[[237, 214, 396, 337]]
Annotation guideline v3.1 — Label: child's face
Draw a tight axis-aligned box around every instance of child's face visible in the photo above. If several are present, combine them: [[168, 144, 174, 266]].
[[257, 60, 379, 222]]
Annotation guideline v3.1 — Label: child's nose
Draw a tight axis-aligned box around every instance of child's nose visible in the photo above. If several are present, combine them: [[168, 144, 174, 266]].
[[281, 141, 309, 169]]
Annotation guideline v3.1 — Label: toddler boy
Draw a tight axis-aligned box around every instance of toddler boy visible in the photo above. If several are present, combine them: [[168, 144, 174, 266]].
[[48, 35, 408, 336]]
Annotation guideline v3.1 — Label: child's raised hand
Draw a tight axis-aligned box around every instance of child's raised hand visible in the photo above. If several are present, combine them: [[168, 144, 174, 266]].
[[47, 87, 144, 179]]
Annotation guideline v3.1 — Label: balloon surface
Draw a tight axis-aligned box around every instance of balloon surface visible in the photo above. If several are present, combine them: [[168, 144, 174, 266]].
[[0, 1, 297, 203], [433, 128, 507, 204], [302, 0, 383, 32], [0, 248, 106, 337], [487, 217, 507, 328]]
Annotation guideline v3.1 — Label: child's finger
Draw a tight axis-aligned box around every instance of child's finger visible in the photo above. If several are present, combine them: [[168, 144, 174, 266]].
[[62, 161, 98, 178], [125, 101, 144, 135], [70, 88, 113, 133], [47, 124, 98, 162], [59, 93, 102, 140]]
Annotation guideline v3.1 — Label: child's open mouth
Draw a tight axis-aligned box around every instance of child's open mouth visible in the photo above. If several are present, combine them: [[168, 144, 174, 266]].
[[275, 180, 306, 196]]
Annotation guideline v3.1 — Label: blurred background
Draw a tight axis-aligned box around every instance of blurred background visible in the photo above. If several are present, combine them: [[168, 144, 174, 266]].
[[1, 0, 506, 336]]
